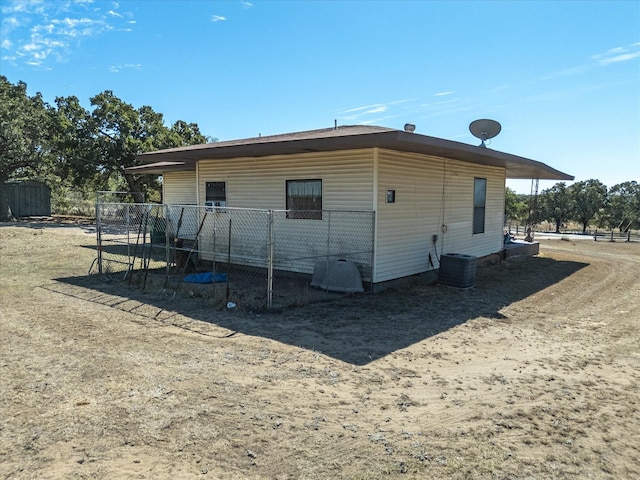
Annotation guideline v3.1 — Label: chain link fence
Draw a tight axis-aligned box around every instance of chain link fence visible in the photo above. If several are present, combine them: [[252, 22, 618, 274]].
[[51, 189, 95, 217], [93, 203, 375, 310]]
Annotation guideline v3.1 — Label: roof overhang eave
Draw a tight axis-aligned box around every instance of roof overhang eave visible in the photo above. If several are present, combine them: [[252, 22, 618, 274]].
[[504, 165, 574, 181], [133, 129, 573, 181], [124, 160, 196, 175]]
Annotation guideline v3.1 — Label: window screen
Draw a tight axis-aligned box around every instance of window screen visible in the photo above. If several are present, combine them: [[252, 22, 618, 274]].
[[473, 178, 486, 234], [286, 179, 322, 220], [205, 182, 226, 208]]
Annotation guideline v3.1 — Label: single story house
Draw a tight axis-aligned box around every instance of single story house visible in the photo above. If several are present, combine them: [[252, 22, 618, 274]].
[[127, 125, 573, 285]]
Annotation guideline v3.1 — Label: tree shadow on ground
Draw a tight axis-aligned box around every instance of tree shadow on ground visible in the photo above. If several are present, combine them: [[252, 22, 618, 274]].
[[52, 255, 587, 366]]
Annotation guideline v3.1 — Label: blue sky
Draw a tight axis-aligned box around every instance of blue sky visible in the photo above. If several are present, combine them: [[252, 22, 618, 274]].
[[1, 0, 639, 193]]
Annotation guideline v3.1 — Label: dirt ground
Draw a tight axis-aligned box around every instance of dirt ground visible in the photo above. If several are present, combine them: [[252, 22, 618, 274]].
[[1, 222, 639, 479]]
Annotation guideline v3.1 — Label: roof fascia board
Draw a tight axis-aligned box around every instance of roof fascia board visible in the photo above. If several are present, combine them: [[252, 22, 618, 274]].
[[134, 128, 573, 181]]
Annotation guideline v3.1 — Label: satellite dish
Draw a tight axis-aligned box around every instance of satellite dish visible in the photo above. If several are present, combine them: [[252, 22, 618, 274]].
[[469, 119, 501, 148]]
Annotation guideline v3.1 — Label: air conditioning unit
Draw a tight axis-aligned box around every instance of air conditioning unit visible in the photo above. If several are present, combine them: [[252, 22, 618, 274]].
[[438, 253, 477, 288]]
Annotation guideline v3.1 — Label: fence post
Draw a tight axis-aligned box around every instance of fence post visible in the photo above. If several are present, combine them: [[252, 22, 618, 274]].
[[127, 204, 132, 270], [610, 230, 614, 242], [267, 210, 274, 310], [164, 204, 170, 275], [326, 210, 331, 258], [95, 199, 103, 274], [628, 230, 631, 242]]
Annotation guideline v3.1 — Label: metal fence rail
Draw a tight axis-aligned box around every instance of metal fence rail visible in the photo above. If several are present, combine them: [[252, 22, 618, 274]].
[[592, 229, 639, 242], [95, 203, 375, 310], [504, 222, 639, 243]]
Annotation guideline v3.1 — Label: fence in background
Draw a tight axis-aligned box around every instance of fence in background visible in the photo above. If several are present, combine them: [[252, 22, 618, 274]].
[[48, 190, 145, 218], [592, 229, 638, 242], [504, 221, 639, 243], [94, 203, 375, 310], [51, 189, 95, 217]]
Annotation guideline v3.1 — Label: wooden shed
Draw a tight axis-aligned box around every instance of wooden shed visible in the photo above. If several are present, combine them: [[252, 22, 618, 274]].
[[0, 180, 51, 218]]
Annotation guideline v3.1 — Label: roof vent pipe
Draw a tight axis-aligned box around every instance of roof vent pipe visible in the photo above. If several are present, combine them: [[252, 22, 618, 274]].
[[404, 123, 416, 133], [334, 119, 337, 130]]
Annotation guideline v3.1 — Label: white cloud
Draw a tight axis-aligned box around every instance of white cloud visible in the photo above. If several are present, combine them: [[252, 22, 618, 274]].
[[0, 0, 134, 67], [485, 85, 509, 95], [359, 112, 406, 125], [592, 43, 640, 66], [338, 100, 411, 121], [242, 2, 254, 9], [32, 23, 54, 34], [1, 1, 39, 14], [109, 63, 143, 73], [211, 15, 227, 22], [416, 96, 476, 120], [1, 16, 21, 42], [3, 16, 20, 28], [339, 104, 374, 114], [434, 91, 455, 97], [339, 103, 389, 115], [600, 52, 640, 65], [22, 41, 38, 52], [336, 101, 419, 126], [51, 17, 106, 38], [419, 98, 459, 107]]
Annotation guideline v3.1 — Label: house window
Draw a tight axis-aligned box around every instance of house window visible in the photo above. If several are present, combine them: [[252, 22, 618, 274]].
[[286, 179, 322, 220], [473, 177, 486, 234], [205, 181, 226, 211]]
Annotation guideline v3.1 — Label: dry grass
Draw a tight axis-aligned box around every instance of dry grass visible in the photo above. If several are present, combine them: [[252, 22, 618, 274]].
[[1, 222, 639, 479]]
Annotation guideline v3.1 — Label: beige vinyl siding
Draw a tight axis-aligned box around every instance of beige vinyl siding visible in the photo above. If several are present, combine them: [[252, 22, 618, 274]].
[[196, 150, 375, 274], [163, 171, 197, 205], [437, 161, 504, 257], [197, 149, 374, 210], [374, 149, 505, 283], [162, 172, 199, 239]]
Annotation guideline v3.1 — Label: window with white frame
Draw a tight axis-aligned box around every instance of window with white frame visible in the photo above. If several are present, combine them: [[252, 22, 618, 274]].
[[286, 179, 322, 220], [473, 177, 486, 234]]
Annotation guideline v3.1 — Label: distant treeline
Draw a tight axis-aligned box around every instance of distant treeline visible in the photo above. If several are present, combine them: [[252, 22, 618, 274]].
[[506, 180, 639, 233]]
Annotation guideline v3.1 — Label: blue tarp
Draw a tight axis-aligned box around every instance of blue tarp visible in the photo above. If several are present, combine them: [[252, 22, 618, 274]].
[[183, 272, 228, 284]]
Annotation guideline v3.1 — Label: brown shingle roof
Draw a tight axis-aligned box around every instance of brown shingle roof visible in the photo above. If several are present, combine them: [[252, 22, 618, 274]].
[[132, 125, 573, 180]]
